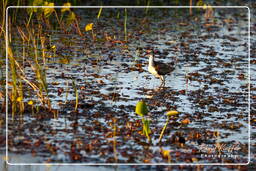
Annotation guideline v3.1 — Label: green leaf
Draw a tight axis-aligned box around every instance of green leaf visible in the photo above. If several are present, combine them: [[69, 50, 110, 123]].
[[85, 23, 93, 31], [67, 12, 76, 25], [196, 0, 205, 6], [61, 2, 71, 13], [43, 2, 55, 18], [135, 101, 148, 117], [32, 0, 44, 12]]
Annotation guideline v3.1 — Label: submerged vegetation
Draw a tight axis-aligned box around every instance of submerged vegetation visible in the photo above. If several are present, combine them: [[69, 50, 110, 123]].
[[0, 0, 253, 168]]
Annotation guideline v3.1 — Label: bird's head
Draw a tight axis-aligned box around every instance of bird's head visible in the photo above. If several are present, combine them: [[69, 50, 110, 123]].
[[145, 48, 160, 58], [145, 49, 154, 59]]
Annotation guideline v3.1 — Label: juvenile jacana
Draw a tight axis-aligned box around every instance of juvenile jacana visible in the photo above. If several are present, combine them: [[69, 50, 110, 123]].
[[147, 53, 175, 87]]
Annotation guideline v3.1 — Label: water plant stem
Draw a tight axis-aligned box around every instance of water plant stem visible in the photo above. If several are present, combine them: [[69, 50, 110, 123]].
[[142, 117, 151, 142], [158, 116, 170, 143], [72, 80, 78, 112]]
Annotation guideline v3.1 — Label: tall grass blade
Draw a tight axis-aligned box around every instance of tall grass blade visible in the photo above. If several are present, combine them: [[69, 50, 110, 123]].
[[124, 8, 127, 42], [97, 7, 103, 19]]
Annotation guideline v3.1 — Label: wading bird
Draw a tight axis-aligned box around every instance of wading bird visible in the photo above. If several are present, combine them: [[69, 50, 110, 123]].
[[147, 53, 176, 87]]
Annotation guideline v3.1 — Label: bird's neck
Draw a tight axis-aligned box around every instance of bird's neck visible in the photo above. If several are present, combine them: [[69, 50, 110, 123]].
[[149, 55, 155, 67]]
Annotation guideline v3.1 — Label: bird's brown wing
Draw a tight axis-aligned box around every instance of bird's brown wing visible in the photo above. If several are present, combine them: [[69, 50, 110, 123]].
[[155, 61, 175, 75]]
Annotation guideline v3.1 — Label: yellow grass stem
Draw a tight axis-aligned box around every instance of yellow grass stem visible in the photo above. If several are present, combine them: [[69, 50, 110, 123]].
[[97, 7, 103, 19], [40, 36, 46, 65], [18, 81, 24, 115], [8, 48, 17, 120], [158, 116, 170, 143], [0, 0, 8, 37], [13, 57, 47, 107], [72, 80, 78, 112]]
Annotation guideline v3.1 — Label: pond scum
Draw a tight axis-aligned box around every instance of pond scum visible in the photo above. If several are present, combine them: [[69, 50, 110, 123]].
[[0, 0, 252, 168]]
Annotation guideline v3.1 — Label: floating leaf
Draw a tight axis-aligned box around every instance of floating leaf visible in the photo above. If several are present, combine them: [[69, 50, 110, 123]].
[[85, 23, 93, 31], [135, 101, 148, 117], [61, 2, 71, 13], [28, 100, 33, 105], [166, 110, 179, 116]]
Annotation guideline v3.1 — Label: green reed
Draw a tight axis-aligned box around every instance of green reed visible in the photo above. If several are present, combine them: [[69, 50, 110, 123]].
[[72, 80, 78, 112], [8, 48, 18, 120], [124, 8, 128, 42]]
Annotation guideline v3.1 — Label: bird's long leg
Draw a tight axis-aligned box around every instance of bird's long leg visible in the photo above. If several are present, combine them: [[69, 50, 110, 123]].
[[163, 76, 166, 87], [159, 81, 163, 88], [160, 76, 165, 88]]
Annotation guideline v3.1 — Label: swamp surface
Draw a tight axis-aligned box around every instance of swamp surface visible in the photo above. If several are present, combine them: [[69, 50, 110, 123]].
[[0, 7, 254, 166]]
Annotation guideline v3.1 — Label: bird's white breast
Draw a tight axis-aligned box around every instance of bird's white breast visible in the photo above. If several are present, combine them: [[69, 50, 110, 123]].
[[148, 65, 160, 78]]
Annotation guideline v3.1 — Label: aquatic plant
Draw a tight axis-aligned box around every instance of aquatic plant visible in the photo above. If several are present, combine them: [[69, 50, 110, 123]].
[[135, 100, 151, 142], [85, 23, 95, 40], [160, 147, 171, 163], [61, 2, 82, 35], [28, 100, 34, 115], [4, 1, 87, 117], [158, 110, 179, 143], [8, 48, 18, 120], [0, 0, 8, 37], [72, 80, 78, 112], [135, 101, 148, 117], [97, 6, 103, 19]]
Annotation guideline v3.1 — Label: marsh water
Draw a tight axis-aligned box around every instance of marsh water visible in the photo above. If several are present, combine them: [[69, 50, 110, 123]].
[[1, 6, 254, 168]]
